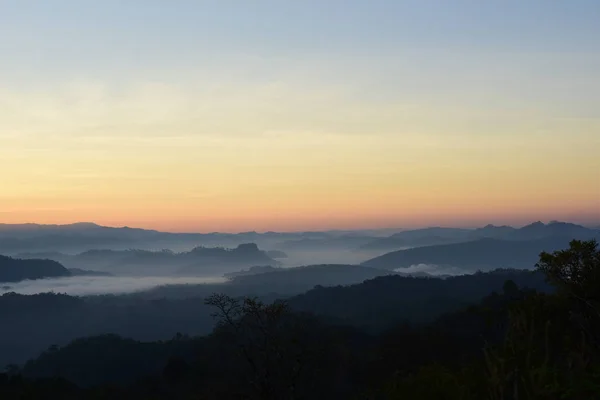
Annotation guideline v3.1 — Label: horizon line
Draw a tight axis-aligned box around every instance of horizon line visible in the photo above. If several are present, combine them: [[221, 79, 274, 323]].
[[1, 219, 598, 235]]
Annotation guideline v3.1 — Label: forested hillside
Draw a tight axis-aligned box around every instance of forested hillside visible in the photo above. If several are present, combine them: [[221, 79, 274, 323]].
[[1, 240, 598, 399]]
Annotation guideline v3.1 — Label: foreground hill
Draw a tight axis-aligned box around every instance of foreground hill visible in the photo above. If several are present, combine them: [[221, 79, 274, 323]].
[[0, 292, 217, 367], [227, 264, 394, 293], [0, 255, 71, 283], [2, 241, 597, 399], [287, 268, 551, 331], [361, 235, 599, 271], [0, 267, 546, 367]]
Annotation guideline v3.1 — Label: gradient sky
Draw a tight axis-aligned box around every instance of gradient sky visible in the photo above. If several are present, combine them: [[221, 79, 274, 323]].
[[1, 0, 599, 232]]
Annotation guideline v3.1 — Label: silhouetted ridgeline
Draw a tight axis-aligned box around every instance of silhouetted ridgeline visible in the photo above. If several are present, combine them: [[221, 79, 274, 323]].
[[0, 292, 216, 367], [1, 240, 599, 399], [131, 263, 391, 301], [18, 243, 278, 276], [0, 222, 389, 254], [0, 267, 547, 367], [0, 223, 220, 253], [21, 334, 199, 388], [0, 255, 71, 282], [360, 221, 600, 251], [178, 243, 278, 275], [227, 264, 395, 293], [361, 227, 473, 250], [362, 234, 600, 270], [287, 268, 552, 331]]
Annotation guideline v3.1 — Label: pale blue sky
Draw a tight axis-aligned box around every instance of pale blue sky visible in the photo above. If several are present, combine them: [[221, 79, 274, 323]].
[[2, 1, 599, 80], [2, 0, 599, 117], [1, 0, 599, 230]]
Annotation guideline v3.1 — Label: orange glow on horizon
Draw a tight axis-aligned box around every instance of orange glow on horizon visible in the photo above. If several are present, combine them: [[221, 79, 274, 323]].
[[1, 69, 598, 231]]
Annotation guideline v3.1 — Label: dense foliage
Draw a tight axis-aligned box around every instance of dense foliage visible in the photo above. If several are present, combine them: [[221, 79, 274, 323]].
[[0, 266, 548, 367], [1, 240, 598, 399]]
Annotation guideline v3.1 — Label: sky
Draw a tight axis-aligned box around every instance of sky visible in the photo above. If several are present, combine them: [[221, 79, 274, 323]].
[[1, 0, 599, 232]]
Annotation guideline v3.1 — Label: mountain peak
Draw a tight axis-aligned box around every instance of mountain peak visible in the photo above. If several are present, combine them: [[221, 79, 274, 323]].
[[522, 221, 545, 229], [235, 243, 260, 252], [68, 222, 101, 228], [547, 220, 579, 227]]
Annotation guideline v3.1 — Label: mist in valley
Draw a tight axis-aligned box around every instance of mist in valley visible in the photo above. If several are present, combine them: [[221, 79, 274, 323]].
[[393, 263, 475, 277], [1, 221, 598, 397], [0, 275, 227, 297], [0, 246, 397, 297]]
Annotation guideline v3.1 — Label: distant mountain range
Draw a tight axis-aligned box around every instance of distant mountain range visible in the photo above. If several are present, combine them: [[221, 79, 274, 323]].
[[17, 243, 278, 276], [361, 221, 600, 251], [0, 223, 264, 253], [0, 222, 393, 254], [1, 221, 597, 262]]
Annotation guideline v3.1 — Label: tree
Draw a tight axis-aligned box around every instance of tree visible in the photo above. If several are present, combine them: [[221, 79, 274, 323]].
[[205, 294, 297, 399], [536, 239, 600, 347], [204, 294, 353, 399], [502, 279, 519, 297], [536, 239, 600, 302], [478, 239, 600, 399]]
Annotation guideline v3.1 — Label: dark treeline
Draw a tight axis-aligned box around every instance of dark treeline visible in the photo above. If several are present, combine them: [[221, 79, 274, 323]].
[[287, 267, 551, 331], [0, 266, 548, 367], [1, 240, 599, 399]]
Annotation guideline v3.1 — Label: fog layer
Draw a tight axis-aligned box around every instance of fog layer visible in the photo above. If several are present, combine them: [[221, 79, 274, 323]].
[[0, 276, 227, 296], [394, 264, 473, 277]]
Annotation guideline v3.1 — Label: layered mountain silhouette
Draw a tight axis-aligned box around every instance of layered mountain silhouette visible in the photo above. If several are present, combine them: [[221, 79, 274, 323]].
[[0, 223, 257, 253], [0, 222, 389, 254], [362, 230, 600, 271], [286, 268, 551, 330], [227, 264, 394, 293], [177, 243, 277, 275], [0, 255, 71, 282], [361, 221, 599, 251], [18, 243, 278, 276]]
